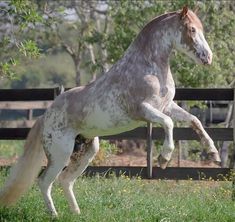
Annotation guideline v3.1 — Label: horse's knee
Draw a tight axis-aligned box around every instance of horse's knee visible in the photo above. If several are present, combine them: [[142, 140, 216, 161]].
[[163, 116, 174, 131]]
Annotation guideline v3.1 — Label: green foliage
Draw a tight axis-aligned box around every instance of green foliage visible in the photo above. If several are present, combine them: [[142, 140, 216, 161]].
[[9, 0, 43, 25], [0, 140, 24, 158], [8, 53, 76, 88], [0, 59, 18, 79], [92, 140, 117, 166], [0, 0, 42, 79], [18, 40, 40, 58], [1, 1, 234, 88], [106, 0, 154, 63], [99, 140, 118, 156], [106, 1, 235, 87]]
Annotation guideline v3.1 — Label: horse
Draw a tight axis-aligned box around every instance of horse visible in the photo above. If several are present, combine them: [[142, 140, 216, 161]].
[[0, 6, 221, 216]]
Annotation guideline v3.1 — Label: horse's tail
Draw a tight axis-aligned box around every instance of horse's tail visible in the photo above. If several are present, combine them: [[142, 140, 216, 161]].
[[0, 116, 45, 206]]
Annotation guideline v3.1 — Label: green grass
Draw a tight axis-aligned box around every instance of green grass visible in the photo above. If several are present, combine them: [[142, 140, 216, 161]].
[[0, 172, 235, 222], [0, 141, 24, 158]]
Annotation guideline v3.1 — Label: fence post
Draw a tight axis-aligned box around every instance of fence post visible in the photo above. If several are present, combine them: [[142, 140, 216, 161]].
[[176, 140, 181, 167], [232, 84, 235, 200], [147, 122, 153, 179], [54, 85, 65, 98], [27, 109, 33, 120]]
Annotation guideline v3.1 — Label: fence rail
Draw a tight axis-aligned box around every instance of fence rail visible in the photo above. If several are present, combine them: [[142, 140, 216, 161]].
[[0, 127, 233, 141], [0, 88, 233, 101], [0, 87, 234, 180]]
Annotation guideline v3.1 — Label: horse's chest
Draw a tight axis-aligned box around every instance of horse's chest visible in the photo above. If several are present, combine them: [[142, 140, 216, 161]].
[[154, 86, 175, 111]]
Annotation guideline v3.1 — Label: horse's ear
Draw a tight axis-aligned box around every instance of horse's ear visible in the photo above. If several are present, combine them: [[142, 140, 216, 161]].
[[193, 5, 200, 14], [180, 5, 188, 19]]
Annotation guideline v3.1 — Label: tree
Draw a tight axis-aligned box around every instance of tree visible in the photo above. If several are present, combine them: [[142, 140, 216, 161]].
[[3, 0, 234, 88], [35, 1, 110, 86], [105, 0, 235, 87], [0, 0, 42, 79]]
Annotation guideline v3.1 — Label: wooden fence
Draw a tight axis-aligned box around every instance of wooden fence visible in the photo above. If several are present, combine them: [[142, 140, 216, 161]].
[[0, 87, 234, 181]]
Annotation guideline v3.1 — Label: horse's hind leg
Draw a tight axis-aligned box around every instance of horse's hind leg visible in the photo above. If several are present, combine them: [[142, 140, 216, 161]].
[[58, 136, 99, 214], [38, 131, 75, 217]]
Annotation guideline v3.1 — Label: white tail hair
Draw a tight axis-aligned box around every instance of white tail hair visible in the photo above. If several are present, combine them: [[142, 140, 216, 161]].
[[0, 116, 45, 206]]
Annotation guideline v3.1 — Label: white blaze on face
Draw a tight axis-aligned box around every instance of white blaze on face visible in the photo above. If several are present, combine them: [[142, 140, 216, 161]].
[[175, 27, 213, 65], [194, 29, 213, 65]]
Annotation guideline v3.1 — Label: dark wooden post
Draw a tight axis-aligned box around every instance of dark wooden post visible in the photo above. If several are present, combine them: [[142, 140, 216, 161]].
[[147, 122, 153, 179], [232, 85, 235, 200], [27, 109, 33, 120], [176, 140, 181, 167], [54, 85, 64, 98]]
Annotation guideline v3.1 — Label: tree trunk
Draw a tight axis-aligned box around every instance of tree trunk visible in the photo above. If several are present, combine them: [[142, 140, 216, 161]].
[[221, 103, 233, 167], [75, 61, 81, 86]]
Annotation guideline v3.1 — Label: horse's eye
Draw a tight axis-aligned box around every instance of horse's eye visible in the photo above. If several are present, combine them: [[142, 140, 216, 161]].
[[191, 27, 196, 33]]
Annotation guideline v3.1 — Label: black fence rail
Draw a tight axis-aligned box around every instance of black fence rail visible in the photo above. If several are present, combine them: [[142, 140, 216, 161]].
[[0, 87, 234, 180], [0, 87, 233, 101], [0, 127, 233, 141]]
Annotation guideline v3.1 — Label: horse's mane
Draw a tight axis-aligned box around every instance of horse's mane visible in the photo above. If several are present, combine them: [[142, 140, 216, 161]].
[[151, 11, 178, 24], [140, 11, 178, 35], [141, 9, 203, 33], [134, 9, 203, 49], [133, 11, 179, 49]]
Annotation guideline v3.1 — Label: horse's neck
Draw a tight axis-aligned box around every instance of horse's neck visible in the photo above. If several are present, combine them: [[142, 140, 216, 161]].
[[130, 16, 179, 82], [105, 16, 179, 88]]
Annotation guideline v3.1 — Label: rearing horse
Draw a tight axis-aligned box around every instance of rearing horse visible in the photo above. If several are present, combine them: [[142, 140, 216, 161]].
[[0, 6, 220, 216]]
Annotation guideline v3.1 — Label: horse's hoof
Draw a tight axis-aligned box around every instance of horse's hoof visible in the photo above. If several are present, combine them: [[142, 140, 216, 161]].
[[208, 152, 221, 166], [72, 208, 81, 215], [158, 155, 169, 169]]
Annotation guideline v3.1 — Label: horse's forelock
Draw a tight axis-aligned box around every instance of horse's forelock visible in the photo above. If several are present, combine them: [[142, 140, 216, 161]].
[[184, 10, 203, 30]]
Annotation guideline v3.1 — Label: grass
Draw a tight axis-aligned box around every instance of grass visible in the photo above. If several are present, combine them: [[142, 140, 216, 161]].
[[0, 141, 24, 158], [0, 172, 235, 222]]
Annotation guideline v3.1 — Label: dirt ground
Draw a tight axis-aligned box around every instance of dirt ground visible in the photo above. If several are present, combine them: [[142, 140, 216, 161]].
[[102, 149, 220, 168], [0, 156, 18, 166], [0, 149, 220, 168]]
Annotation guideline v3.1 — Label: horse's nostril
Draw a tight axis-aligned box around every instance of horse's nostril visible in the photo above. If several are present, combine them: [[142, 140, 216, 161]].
[[207, 54, 212, 64]]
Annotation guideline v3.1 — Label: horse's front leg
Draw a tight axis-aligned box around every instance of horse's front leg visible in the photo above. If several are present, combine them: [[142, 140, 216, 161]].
[[138, 102, 174, 169], [164, 102, 221, 163]]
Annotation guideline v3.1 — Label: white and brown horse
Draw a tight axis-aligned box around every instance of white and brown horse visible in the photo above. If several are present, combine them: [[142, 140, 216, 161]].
[[0, 6, 220, 216]]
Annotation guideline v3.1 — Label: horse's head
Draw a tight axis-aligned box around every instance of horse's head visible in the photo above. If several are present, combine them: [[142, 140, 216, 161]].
[[175, 6, 212, 65]]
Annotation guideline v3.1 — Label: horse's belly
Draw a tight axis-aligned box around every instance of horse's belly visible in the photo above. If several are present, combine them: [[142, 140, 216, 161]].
[[82, 120, 143, 138], [80, 104, 143, 138]]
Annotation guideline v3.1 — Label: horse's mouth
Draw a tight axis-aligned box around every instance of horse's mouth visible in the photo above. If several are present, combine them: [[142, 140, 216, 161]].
[[195, 52, 212, 65]]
